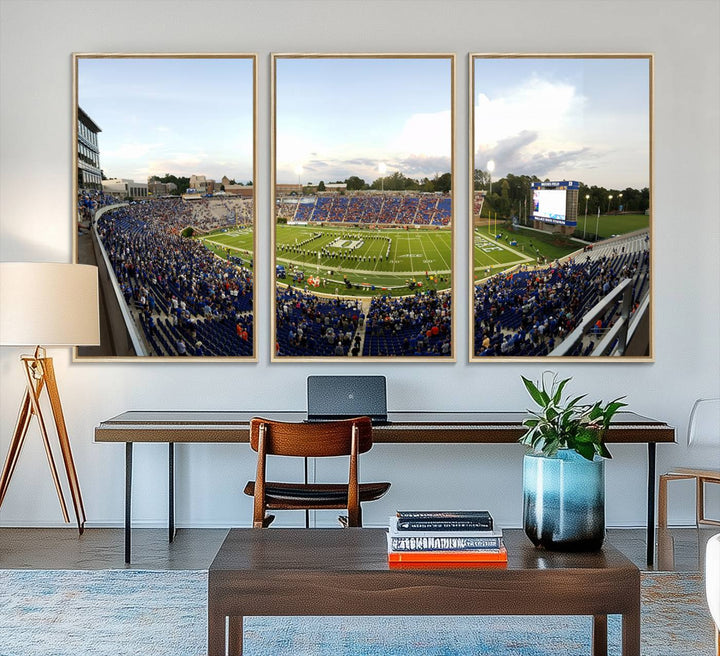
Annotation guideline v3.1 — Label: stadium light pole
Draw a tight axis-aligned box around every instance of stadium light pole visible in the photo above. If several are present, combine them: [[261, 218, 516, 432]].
[[595, 206, 600, 240], [294, 164, 303, 196], [487, 160, 495, 237], [607, 194, 613, 214], [583, 194, 590, 239], [378, 162, 387, 193], [618, 192, 623, 212]]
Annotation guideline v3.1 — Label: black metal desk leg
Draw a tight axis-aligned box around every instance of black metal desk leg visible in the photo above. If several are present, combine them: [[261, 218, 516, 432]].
[[125, 442, 133, 564], [169, 443, 175, 542], [304, 456, 310, 529], [647, 442, 656, 566]]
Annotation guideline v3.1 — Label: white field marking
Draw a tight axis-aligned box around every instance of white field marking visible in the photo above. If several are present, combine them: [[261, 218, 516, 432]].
[[472, 260, 529, 281], [391, 237, 399, 273], [275, 257, 450, 276], [473, 232, 533, 268], [475, 230, 533, 260], [414, 231, 432, 275], [203, 237, 252, 254], [473, 238, 504, 266], [425, 231, 452, 271]]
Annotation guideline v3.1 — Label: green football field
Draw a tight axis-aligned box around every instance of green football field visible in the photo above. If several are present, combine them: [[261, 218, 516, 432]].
[[574, 213, 649, 239], [200, 227, 255, 262], [199, 224, 452, 296], [473, 213, 650, 281], [197, 213, 648, 293], [473, 223, 585, 280]]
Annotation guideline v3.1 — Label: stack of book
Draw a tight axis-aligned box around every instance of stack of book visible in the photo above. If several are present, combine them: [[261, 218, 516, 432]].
[[387, 510, 507, 567]]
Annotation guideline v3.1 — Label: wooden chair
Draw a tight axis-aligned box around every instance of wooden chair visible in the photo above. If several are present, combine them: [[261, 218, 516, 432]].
[[243, 416, 390, 528], [658, 398, 720, 528]]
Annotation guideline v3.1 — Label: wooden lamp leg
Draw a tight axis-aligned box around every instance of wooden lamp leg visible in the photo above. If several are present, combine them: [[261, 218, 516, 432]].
[[41, 357, 86, 532], [0, 391, 34, 506], [21, 356, 72, 524], [0, 353, 85, 534]]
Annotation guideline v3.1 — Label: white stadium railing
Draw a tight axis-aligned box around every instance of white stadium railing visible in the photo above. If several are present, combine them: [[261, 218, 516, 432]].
[[549, 277, 637, 357]]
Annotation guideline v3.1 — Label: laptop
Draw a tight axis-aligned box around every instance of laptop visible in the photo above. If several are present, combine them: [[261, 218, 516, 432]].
[[306, 375, 389, 425]]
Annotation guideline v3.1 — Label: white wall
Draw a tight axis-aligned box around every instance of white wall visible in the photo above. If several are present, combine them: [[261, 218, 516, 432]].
[[1, 0, 718, 530]]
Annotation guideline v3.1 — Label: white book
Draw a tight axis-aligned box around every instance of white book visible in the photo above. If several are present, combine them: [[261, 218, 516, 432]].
[[387, 516, 503, 539]]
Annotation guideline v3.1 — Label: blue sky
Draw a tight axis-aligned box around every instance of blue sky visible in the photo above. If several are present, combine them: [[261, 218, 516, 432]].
[[78, 57, 254, 183], [275, 57, 452, 184], [473, 57, 650, 190]]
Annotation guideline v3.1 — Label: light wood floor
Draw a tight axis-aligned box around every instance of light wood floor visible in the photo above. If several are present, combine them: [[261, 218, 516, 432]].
[[0, 526, 716, 571]]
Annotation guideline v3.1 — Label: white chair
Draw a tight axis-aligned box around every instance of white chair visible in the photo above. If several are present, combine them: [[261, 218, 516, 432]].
[[659, 398, 720, 527], [706, 533, 720, 656]]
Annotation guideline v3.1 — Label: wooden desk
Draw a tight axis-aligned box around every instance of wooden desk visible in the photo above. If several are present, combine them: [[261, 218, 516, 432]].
[[207, 528, 641, 656], [94, 411, 675, 564]]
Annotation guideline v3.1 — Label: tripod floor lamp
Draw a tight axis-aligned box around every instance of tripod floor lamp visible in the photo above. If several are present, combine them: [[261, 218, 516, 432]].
[[0, 262, 100, 533]]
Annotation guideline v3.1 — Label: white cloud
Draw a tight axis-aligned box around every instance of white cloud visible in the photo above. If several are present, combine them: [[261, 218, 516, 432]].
[[276, 110, 452, 184], [474, 76, 586, 165], [392, 109, 451, 158]]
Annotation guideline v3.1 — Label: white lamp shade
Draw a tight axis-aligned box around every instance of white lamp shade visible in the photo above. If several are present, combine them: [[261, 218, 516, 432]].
[[0, 262, 100, 347]]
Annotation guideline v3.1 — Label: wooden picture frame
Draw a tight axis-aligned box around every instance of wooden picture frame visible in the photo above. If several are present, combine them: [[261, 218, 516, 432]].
[[469, 54, 653, 361], [271, 54, 456, 362], [73, 53, 257, 361]]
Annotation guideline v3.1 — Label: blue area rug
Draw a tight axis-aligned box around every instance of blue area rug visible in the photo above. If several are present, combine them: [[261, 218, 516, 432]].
[[0, 569, 714, 655]]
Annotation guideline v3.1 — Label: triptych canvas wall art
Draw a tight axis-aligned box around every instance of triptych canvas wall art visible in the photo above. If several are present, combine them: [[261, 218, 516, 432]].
[[73, 53, 652, 362]]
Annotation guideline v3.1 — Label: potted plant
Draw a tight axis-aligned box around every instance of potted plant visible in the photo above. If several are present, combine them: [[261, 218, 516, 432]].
[[519, 372, 626, 551]]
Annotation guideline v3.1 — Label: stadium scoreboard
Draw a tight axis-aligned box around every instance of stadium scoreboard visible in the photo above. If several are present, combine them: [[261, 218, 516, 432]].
[[531, 181, 579, 234]]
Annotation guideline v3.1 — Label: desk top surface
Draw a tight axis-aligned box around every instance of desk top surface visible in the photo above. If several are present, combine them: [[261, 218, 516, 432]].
[[95, 410, 675, 444], [99, 409, 668, 427]]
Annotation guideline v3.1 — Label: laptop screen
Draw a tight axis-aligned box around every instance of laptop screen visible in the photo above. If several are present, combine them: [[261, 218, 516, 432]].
[[307, 375, 388, 423]]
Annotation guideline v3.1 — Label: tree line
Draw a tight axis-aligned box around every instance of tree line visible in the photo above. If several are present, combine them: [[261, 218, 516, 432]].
[[474, 169, 650, 219], [340, 171, 451, 194]]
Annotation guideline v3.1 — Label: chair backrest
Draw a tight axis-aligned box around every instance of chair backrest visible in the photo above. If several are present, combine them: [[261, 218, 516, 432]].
[[249, 417, 373, 457], [688, 398, 720, 447]]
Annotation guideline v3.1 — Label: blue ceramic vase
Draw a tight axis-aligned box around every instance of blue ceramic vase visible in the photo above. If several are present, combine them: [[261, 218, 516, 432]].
[[522, 448, 606, 551]]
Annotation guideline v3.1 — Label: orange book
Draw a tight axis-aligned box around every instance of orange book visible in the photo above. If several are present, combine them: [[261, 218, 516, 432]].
[[389, 560, 507, 570], [388, 545, 507, 564]]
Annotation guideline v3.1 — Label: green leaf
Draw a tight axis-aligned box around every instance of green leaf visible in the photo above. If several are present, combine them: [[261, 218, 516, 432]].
[[574, 430, 594, 443], [588, 403, 603, 421], [566, 394, 587, 409], [552, 377, 571, 404], [545, 439, 560, 457], [518, 373, 623, 460], [575, 442, 595, 461], [602, 399, 627, 426], [522, 376, 547, 407]]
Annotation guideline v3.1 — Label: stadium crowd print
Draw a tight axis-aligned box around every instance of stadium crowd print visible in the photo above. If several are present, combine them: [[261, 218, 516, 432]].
[[74, 55, 257, 359], [273, 55, 455, 360], [471, 55, 652, 360]]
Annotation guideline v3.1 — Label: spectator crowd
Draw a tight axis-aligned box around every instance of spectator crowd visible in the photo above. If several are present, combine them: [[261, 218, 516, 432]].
[[96, 198, 253, 357]]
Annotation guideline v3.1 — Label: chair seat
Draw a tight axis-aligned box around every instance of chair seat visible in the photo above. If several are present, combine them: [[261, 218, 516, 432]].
[[244, 481, 390, 508]]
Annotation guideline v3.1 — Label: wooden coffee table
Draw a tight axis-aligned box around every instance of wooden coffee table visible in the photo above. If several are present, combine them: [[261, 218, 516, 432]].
[[208, 528, 640, 656]]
